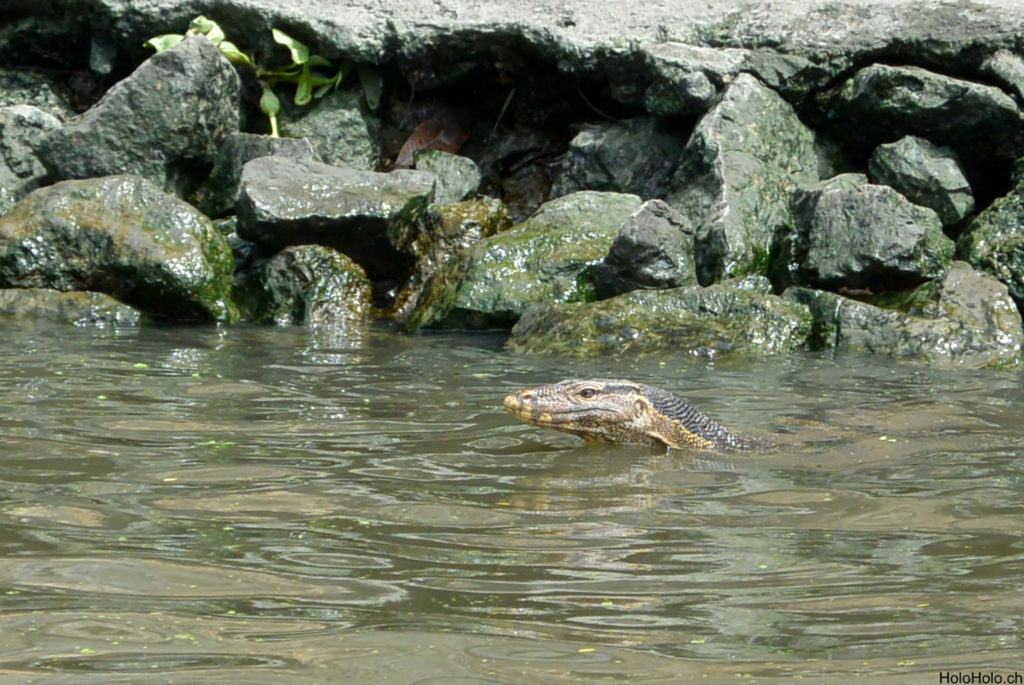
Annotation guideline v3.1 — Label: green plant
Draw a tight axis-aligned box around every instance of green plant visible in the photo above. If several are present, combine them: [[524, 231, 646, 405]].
[[146, 16, 349, 137]]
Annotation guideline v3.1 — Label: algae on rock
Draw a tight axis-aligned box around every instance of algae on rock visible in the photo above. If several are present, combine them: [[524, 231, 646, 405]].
[[408, 191, 642, 330], [786, 262, 1021, 368], [959, 178, 1024, 311], [510, 276, 812, 357], [0, 175, 237, 322]]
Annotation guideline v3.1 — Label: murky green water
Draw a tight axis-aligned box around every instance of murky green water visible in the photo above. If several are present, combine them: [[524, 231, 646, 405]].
[[0, 320, 1021, 684]]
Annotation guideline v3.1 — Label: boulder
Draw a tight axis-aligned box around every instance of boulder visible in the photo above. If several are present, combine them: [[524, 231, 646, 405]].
[[771, 174, 954, 292], [0, 175, 236, 322], [592, 199, 697, 299], [413, 150, 482, 204], [38, 36, 241, 192], [235, 156, 436, 282], [194, 133, 318, 218], [958, 178, 1024, 308], [979, 50, 1024, 106], [786, 263, 1022, 368], [643, 66, 718, 117], [236, 245, 373, 327], [0, 288, 142, 327], [407, 191, 641, 330], [551, 116, 683, 199], [0, 105, 61, 215], [392, 197, 510, 322], [279, 89, 378, 169], [868, 136, 974, 226], [825, 64, 1024, 166], [509, 276, 812, 357], [666, 73, 821, 285]]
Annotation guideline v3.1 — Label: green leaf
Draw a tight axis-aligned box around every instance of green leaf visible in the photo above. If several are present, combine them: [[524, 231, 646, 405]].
[[188, 16, 224, 44], [260, 87, 281, 117], [260, 87, 281, 137], [294, 64, 313, 106], [357, 63, 384, 110], [308, 55, 332, 68], [272, 28, 310, 65], [218, 41, 253, 67], [309, 71, 335, 86], [144, 34, 184, 53]]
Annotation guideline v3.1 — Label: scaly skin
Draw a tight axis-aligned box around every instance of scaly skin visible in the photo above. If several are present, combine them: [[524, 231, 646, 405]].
[[503, 378, 756, 451]]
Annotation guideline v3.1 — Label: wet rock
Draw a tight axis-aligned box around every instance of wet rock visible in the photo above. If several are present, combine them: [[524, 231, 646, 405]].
[[0, 288, 143, 327], [772, 174, 953, 292], [235, 156, 436, 282], [958, 178, 1024, 308], [509, 276, 812, 357], [979, 50, 1024, 105], [592, 199, 696, 299], [868, 136, 974, 227], [825, 64, 1024, 166], [393, 197, 510, 323], [279, 89, 378, 169], [666, 73, 821, 285], [0, 68, 73, 121], [236, 245, 373, 327], [0, 175, 236, 322], [550, 116, 683, 199], [0, 105, 61, 215], [786, 263, 1021, 368], [407, 191, 641, 330], [194, 133, 318, 218], [413, 150, 481, 204], [38, 36, 241, 192]]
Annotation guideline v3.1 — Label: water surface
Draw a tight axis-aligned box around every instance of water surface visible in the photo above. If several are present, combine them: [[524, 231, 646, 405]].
[[0, 321, 1022, 683]]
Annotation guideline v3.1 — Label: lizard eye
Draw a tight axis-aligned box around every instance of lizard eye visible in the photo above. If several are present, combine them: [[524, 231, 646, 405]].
[[578, 388, 597, 399]]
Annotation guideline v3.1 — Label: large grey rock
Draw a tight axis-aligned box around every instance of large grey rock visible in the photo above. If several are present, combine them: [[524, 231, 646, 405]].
[[0, 105, 61, 215], [826, 64, 1024, 166], [958, 178, 1024, 308], [236, 245, 373, 327], [786, 263, 1022, 368], [235, 156, 436, 281], [509, 276, 812, 357], [772, 174, 954, 292], [980, 49, 1024, 105], [551, 117, 683, 199], [407, 191, 642, 330], [38, 36, 241, 192], [592, 199, 697, 299], [868, 136, 975, 227], [279, 89, 378, 170], [195, 133, 318, 218], [413, 150, 481, 204], [666, 73, 821, 285], [0, 175, 236, 322], [643, 63, 719, 117], [0, 288, 143, 327]]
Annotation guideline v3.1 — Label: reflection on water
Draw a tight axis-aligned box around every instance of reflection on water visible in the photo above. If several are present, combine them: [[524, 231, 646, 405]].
[[0, 321, 1022, 683]]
